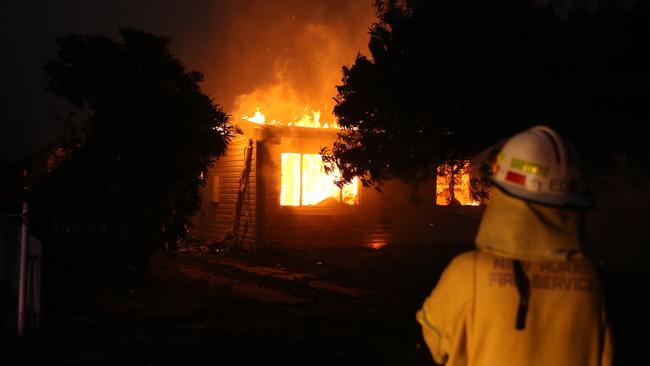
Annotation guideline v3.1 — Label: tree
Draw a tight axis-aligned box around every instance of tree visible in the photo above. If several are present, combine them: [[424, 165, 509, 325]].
[[324, 0, 650, 189], [32, 29, 230, 281], [437, 159, 466, 206]]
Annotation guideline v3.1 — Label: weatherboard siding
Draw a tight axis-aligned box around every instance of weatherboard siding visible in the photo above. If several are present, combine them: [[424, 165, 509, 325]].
[[257, 134, 363, 249], [191, 133, 256, 249], [192, 125, 483, 251]]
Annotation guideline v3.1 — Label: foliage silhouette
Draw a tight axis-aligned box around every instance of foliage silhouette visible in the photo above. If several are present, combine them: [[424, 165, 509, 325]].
[[33, 28, 230, 282], [324, 0, 650, 189]]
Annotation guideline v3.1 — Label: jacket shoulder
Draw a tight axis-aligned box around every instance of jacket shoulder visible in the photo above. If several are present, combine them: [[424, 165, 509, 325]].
[[440, 250, 479, 284], [448, 250, 479, 269]]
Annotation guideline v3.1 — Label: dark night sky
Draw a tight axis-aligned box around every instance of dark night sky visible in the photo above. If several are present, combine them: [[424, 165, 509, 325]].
[[0, 0, 375, 164]]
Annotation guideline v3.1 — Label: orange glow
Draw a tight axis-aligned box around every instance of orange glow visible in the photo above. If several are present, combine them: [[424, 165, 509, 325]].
[[222, 0, 375, 137], [280, 153, 301, 205], [291, 110, 322, 128], [341, 177, 359, 205], [241, 108, 338, 129], [366, 241, 388, 250], [243, 108, 266, 124], [301, 153, 339, 205], [281, 153, 358, 206], [436, 161, 480, 206]]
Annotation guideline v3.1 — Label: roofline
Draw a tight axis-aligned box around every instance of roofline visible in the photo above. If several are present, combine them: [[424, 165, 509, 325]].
[[232, 120, 340, 139]]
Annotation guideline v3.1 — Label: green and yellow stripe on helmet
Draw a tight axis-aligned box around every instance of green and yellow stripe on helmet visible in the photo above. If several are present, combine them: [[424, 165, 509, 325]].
[[510, 158, 549, 177]]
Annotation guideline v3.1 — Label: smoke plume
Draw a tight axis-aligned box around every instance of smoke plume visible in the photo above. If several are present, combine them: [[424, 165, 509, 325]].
[[199, 0, 376, 123]]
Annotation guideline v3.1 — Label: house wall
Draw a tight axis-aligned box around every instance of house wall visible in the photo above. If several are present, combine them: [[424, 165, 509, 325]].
[[257, 131, 362, 249], [193, 124, 483, 250], [359, 179, 483, 247], [256, 127, 483, 249], [191, 132, 257, 249]]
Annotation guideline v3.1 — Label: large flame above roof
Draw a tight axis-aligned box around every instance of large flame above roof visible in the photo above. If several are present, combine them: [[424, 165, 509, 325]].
[[225, 2, 374, 132]]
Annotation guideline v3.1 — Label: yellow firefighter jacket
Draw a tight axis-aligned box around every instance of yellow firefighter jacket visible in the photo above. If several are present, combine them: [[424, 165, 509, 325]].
[[416, 189, 612, 366]]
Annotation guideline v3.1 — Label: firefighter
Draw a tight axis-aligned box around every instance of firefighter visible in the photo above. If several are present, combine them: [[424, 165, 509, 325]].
[[417, 126, 612, 365]]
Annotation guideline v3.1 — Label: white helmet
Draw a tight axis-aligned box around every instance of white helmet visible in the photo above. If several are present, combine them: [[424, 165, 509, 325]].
[[490, 125, 591, 208]]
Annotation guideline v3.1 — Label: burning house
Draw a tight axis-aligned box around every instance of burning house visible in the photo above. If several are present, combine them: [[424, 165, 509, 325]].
[[190, 110, 485, 250], [188, 1, 485, 250]]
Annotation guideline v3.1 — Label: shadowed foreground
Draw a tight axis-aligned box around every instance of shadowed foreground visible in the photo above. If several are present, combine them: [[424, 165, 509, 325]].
[[1, 243, 462, 365], [1, 242, 647, 365]]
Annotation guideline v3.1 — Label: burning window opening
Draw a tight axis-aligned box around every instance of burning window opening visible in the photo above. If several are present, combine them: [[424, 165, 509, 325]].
[[436, 160, 481, 206], [281, 152, 359, 206]]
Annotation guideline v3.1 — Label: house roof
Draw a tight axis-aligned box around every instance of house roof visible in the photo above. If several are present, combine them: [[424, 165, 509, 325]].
[[233, 119, 340, 140]]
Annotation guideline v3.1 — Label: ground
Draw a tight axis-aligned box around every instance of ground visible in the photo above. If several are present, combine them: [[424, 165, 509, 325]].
[[1, 242, 469, 365], [1, 241, 648, 365]]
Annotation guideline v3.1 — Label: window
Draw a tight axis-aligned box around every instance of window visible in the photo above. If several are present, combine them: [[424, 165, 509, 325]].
[[435, 160, 480, 206], [280, 153, 359, 206]]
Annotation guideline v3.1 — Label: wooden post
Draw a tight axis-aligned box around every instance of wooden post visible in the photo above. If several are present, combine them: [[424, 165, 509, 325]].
[[17, 201, 29, 337]]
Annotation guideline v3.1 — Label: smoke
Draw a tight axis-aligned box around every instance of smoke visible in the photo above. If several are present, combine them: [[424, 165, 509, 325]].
[[198, 0, 376, 123]]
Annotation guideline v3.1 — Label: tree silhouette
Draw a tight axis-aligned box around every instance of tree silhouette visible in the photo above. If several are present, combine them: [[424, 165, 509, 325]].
[[324, 0, 650, 189], [437, 159, 466, 206], [33, 29, 230, 281]]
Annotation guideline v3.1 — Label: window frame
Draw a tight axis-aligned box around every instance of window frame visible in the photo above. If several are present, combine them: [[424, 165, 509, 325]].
[[279, 152, 359, 207], [435, 160, 483, 207]]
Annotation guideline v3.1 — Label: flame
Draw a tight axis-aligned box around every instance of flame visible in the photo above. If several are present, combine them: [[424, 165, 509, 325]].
[[436, 161, 481, 206], [280, 153, 301, 205], [290, 109, 338, 128], [281, 152, 358, 206], [241, 108, 338, 129], [242, 108, 266, 124]]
